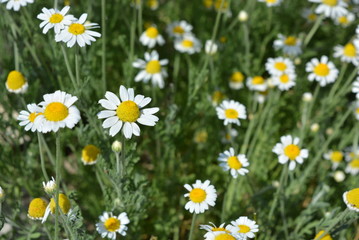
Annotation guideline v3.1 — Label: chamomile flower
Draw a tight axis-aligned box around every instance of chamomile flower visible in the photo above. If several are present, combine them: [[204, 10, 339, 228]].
[[184, 180, 217, 214], [343, 188, 359, 212], [96, 212, 130, 239], [42, 193, 71, 223], [352, 78, 359, 98], [257, 0, 282, 7], [227, 216, 259, 239], [97, 86, 159, 138], [146, 0, 159, 10], [43, 177, 56, 195], [36, 90, 81, 133], [17, 104, 44, 132], [309, 0, 348, 19], [314, 230, 333, 240], [272, 72, 296, 91], [0, 0, 33, 11], [334, 12, 355, 27], [55, 13, 101, 48], [167, 20, 193, 38], [345, 156, 359, 175], [333, 42, 359, 66], [174, 34, 201, 54], [37, 6, 75, 34], [221, 128, 238, 144], [273, 34, 302, 57], [229, 71, 245, 90], [324, 150, 343, 169], [216, 100, 247, 126], [218, 148, 249, 178], [306, 56, 339, 86], [206, 231, 239, 240], [82, 144, 100, 165], [211, 90, 226, 106], [246, 76, 267, 91], [139, 26, 165, 48], [272, 135, 309, 171], [200, 222, 231, 239], [302, 8, 318, 22], [132, 50, 168, 88], [265, 57, 295, 76], [28, 198, 48, 220], [354, 101, 359, 120], [5, 70, 28, 94]]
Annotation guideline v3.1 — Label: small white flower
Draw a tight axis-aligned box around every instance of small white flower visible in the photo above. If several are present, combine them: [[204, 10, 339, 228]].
[[205, 231, 240, 240], [309, 0, 348, 19], [227, 216, 259, 239], [96, 212, 130, 239], [174, 34, 201, 54], [265, 57, 295, 76], [305, 56, 339, 86], [333, 41, 359, 66], [184, 180, 217, 214], [205, 40, 218, 55], [229, 71, 245, 90], [273, 34, 302, 57], [43, 177, 56, 195], [200, 222, 232, 239], [216, 100, 247, 126], [139, 26, 165, 48], [302, 8, 318, 22], [167, 20, 193, 38], [272, 72, 296, 91], [302, 92, 313, 102], [238, 10, 248, 22], [17, 103, 44, 132], [246, 76, 267, 91], [5, 70, 28, 94], [333, 170, 345, 182], [334, 12, 355, 27], [37, 6, 75, 34], [324, 150, 343, 169], [218, 147, 249, 178], [0, 0, 33, 11]]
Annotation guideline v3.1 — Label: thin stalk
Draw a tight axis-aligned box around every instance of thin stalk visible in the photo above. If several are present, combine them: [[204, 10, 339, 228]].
[[188, 213, 197, 240], [327, 63, 348, 100], [304, 14, 324, 47], [14, 42, 19, 71], [269, 165, 288, 220], [115, 151, 121, 175], [243, 23, 250, 75], [54, 132, 61, 240], [75, 48, 80, 88], [316, 209, 350, 240], [38, 132, 49, 182], [54, 0, 58, 9], [137, 0, 143, 36], [101, 0, 107, 92], [353, 123, 359, 152], [40, 134, 55, 165], [60, 45, 77, 90], [121, 137, 125, 177]]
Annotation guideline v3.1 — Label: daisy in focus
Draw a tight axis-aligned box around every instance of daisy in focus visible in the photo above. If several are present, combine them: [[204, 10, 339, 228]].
[[167, 20, 193, 38], [37, 6, 75, 34], [229, 71, 245, 90], [27, 198, 48, 221], [96, 212, 130, 239], [257, 0, 282, 7], [246, 76, 267, 91], [218, 147, 249, 178], [273, 34, 302, 56], [272, 135, 309, 171], [0, 0, 33, 11], [216, 100, 247, 126], [308, 0, 348, 19], [55, 13, 101, 48], [139, 26, 165, 48], [305, 56, 339, 86], [265, 57, 295, 76], [333, 42, 359, 66], [42, 193, 71, 223], [323, 150, 343, 169], [82, 144, 101, 165], [227, 216, 259, 239], [97, 86, 159, 138], [352, 78, 359, 99], [272, 72, 296, 91], [5, 70, 28, 94], [184, 180, 217, 214], [17, 104, 43, 132], [343, 188, 359, 212], [132, 50, 168, 88], [174, 34, 201, 54]]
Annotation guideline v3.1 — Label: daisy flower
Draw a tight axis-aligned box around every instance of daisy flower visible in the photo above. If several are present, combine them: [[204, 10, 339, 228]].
[[302, 8, 318, 22], [42, 193, 71, 223], [352, 77, 359, 99], [146, 0, 159, 10], [229, 71, 245, 90], [5, 70, 28, 94], [200, 222, 231, 239], [334, 12, 355, 27], [314, 230, 333, 240], [227, 216, 259, 239], [218, 148, 249, 178], [345, 156, 359, 175], [306, 56, 339, 86], [167, 20, 193, 38], [184, 180, 217, 214], [17, 103, 44, 132], [323, 150, 343, 169], [97, 86, 159, 138], [265, 57, 295, 76], [0, 0, 33, 11], [272, 72, 296, 91], [55, 13, 101, 48], [174, 34, 201, 54], [139, 26, 165, 48], [27, 198, 48, 220], [205, 40, 218, 55], [36, 90, 81, 133], [246, 76, 267, 91], [82, 144, 100, 165], [272, 135, 309, 171], [216, 100, 247, 126], [205, 231, 239, 240], [257, 0, 282, 7], [96, 212, 130, 239], [343, 188, 359, 212], [0, 186, 4, 201], [43, 177, 56, 195], [333, 42, 359, 66], [211, 90, 225, 106], [273, 34, 302, 57], [221, 128, 238, 144], [37, 6, 75, 34], [132, 50, 168, 88], [309, 0, 348, 19]]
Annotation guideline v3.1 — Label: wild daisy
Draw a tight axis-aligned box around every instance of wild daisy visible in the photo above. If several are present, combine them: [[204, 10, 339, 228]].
[[352, 78, 359, 99], [184, 180, 217, 214], [200, 222, 231, 239], [5, 70, 28, 94], [146, 0, 159, 10], [36, 90, 81, 133], [246, 76, 267, 91], [302, 8, 318, 22], [334, 12, 355, 27], [174, 34, 201, 54], [306, 56, 339, 86], [229, 71, 245, 90], [345, 156, 359, 175], [96, 212, 130, 239], [43, 177, 56, 195], [82, 144, 100, 165], [132, 50, 168, 88], [205, 231, 238, 240], [0, 0, 33, 11], [333, 42, 359, 66], [216, 100, 247, 126], [37, 6, 75, 34], [309, 0, 348, 19], [55, 13, 101, 48], [211, 90, 225, 106], [139, 26, 165, 48], [218, 148, 249, 178], [323, 150, 343, 169], [17, 104, 44, 132], [205, 40, 218, 55], [27, 198, 48, 220], [343, 188, 359, 212], [265, 57, 295, 76], [167, 20, 193, 38], [97, 86, 159, 138], [221, 128, 238, 144], [314, 230, 333, 240], [272, 72, 296, 91], [273, 34, 302, 57], [257, 0, 282, 7], [272, 135, 309, 171], [227, 216, 259, 239], [42, 193, 71, 223]]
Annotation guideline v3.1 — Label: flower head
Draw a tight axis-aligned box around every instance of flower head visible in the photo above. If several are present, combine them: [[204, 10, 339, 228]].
[[139, 26, 165, 48], [28, 198, 48, 220], [37, 6, 75, 34], [96, 212, 130, 239], [323, 150, 343, 169], [184, 180, 217, 214], [167, 20, 193, 38], [246, 76, 267, 91], [334, 12, 355, 27], [43, 177, 57, 195], [227, 216, 259, 239], [0, 0, 33, 11], [257, 0, 282, 7], [265, 57, 295, 76], [273, 34, 302, 57], [17, 104, 44, 132], [309, 0, 348, 19], [174, 34, 201, 54], [333, 41, 359, 66], [42, 193, 71, 223], [200, 222, 232, 239], [82, 144, 100, 165], [229, 71, 245, 90], [343, 188, 359, 212], [5, 70, 28, 94], [216, 100, 247, 126], [218, 148, 249, 178], [272, 72, 296, 91], [205, 40, 218, 55], [306, 56, 339, 86]]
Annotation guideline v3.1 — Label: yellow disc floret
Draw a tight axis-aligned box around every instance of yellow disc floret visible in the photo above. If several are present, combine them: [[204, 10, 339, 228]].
[[322, 0, 337, 7], [314, 230, 333, 240], [350, 159, 359, 168], [330, 151, 343, 163], [146, 27, 159, 38], [230, 72, 244, 83], [189, 188, 207, 203], [146, 60, 161, 74], [343, 43, 356, 57], [284, 144, 300, 160], [116, 101, 140, 122], [314, 63, 330, 77], [68, 23, 86, 35], [227, 156, 242, 170], [279, 74, 290, 83], [238, 224, 250, 233], [49, 13, 64, 23], [173, 26, 184, 34], [29, 112, 43, 123], [44, 102, 69, 122], [28, 198, 48, 219], [215, 233, 236, 240], [252, 76, 265, 85], [104, 217, 121, 232], [225, 109, 239, 119], [274, 62, 287, 71], [284, 36, 297, 46], [6, 70, 26, 91], [50, 193, 71, 214], [182, 39, 194, 48], [82, 144, 100, 164], [346, 188, 359, 209]]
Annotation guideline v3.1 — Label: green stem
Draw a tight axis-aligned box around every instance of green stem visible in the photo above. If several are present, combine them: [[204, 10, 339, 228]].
[[40, 134, 55, 165], [327, 63, 348, 100], [269, 165, 288, 220], [14, 42, 19, 71], [54, 132, 61, 240], [75, 48, 80, 88], [304, 14, 324, 47], [188, 213, 197, 240], [38, 132, 49, 182], [243, 23, 250, 75], [137, 0, 143, 36], [115, 151, 121, 175], [101, 0, 107, 92], [316, 209, 350, 240], [60, 45, 77, 90], [54, 0, 58, 9]]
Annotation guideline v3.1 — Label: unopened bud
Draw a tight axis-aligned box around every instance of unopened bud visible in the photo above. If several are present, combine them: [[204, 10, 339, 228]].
[[43, 177, 56, 195], [302, 92, 313, 102], [333, 171, 345, 182], [0, 186, 4, 202], [238, 10, 248, 22], [112, 141, 122, 153], [205, 40, 218, 55], [310, 123, 320, 133]]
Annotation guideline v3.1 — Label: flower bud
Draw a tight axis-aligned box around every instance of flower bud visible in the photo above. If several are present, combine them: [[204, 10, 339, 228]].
[[302, 92, 313, 102], [43, 177, 57, 195], [238, 10, 248, 22], [205, 40, 218, 55], [333, 171, 345, 182], [310, 123, 320, 133], [112, 140, 122, 153]]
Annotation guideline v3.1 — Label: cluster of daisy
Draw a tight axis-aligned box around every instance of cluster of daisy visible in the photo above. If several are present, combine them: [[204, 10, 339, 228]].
[[265, 57, 296, 91], [37, 6, 101, 48], [0, 0, 33, 11], [96, 211, 130, 239]]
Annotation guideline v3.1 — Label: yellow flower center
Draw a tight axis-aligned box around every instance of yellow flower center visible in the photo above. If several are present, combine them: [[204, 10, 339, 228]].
[[284, 36, 297, 46], [6, 70, 26, 90], [343, 43, 356, 57], [50, 193, 71, 214], [225, 109, 239, 119], [189, 188, 206, 203], [252, 76, 265, 85], [28, 198, 47, 219], [284, 144, 300, 160], [314, 63, 330, 77], [68, 23, 85, 35], [230, 72, 244, 83], [212, 227, 229, 232], [104, 217, 121, 232], [322, 0, 337, 6], [182, 39, 194, 48], [215, 233, 236, 240], [314, 230, 333, 240], [146, 0, 158, 8], [116, 100, 140, 122], [146, 27, 159, 38], [330, 151, 343, 163], [29, 112, 43, 123], [238, 224, 250, 233], [338, 16, 348, 24], [44, 102, 69, 122], [82, 144, 100, 164], [356, 108, 359, 114], [266, 0, 277, 3], [227, 156, 242, 170], [350, 159, 359, 168], [214, 0, 229, 10], [146, 60, 161, 74], [203, 0, 213, 8], [212, 91, 224, 103], [279, 74, 290, 83], [49, 13, 64, 23], [274, 62, 287, 71], [173, 26, 185, 34], [308, 13, 317, 21], [346, 188, 359, 209]]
